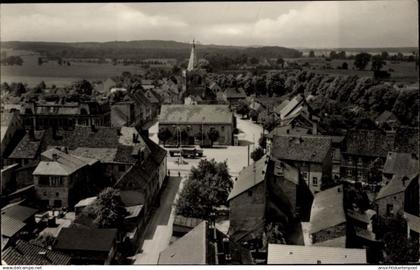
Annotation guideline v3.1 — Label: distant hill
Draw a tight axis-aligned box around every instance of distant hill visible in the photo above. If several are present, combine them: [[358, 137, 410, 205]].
[[1, 40, 302, 60]]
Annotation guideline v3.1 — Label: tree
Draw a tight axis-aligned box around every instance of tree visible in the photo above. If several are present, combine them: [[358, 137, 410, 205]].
[[1, 82, 10, 93], [378, 213, 419, 263], [12, 83, 26, 97], [251, 147, 264, 162], [207, 128, 220, 147], [73, 79, 93, 95], [354, 52, 372, 70], [237, 101, 250, 118], [176, 159, 233, 219], [341, 62, 349, 70], [371, 55, 386, 72], [381, 51, 389, 60], [158, 128, 172, 146], [77, 187, 128, 229], [276, 57, 285, 68], [30, 233, 56, 248], [308, 50, 315, 57], [249, 57, 259, 65], [263, 115, 277, 132]]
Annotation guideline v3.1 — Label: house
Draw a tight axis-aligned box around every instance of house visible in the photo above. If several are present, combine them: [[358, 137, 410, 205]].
[[32, 148, 98, 208], [54, 227, 118, 264], [7, 130, 45, 167], [21, 99, 111, 130], [374, 174, 418, 218], [111, 101, 135, 127], [382, 152, 419, 184], [273, 95, 310, 121], [1, 164, 19, 194], [375, 110, 400, 130], [228, 155, 301, 245], [228, 157, 269, 243], [309, 185, 347, 247], [347, 209, 377, 243], [158, 105, 235, 146], [267, 244, 366, 264], [42, 126, 144, 183], [1, 111, 23, 158], [128, 88, 156, 128], [341, 128, 419, 182], [102, 78, 118, 95], [114, 135, 167, 218], [270, 135, 333, 194], [222, 88, 247, 109], [1, 204, 38, 248], [158, 221, 253, 265], [2, 240, 71, 265]]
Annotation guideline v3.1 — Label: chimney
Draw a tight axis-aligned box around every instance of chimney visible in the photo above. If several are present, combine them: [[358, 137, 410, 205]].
[[223, 237, 232, 263], [52, 153, 58, 161], [337, 186, 342, 193]]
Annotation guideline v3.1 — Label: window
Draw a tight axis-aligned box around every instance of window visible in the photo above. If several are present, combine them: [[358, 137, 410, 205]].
[[54, 200, 62, 208], [39, 176, 49, 186], [56, 192, 60, 197], [386, 204, 394, 216], [221, 126, 225, 132], [312, 177, 318, 186], [50, 176, 62, 186]]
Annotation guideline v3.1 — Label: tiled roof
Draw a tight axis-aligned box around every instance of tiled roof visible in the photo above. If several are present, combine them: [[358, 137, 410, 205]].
[[1, 112, 16, 127], [33, 148, 90, 176], [225, 88, 246, 99], [271, 135, 332, 163], [8, 131, 45, 159], [267, 244, 366, 264], [158, 221, 207, 264], [1, 215, 26, 237], [310, 185, 345, 234], [393, 127, 419, 154], [344, 129, 391, 157], [376, 174, 418, 200], [376, 110, 398, 123], [54, 227, 117, 252], [70, 147, 118, 163], [383, 152, 419, 176], [273, 99, 290, 115], [159, 105, 233, 124], [279, 95, 304, 118], [228, 156, 268, 201], [2, 240, 71, 265], [145, 90, 160, 104], [43, 126, 145, 164], [2, 204, 38, 222]]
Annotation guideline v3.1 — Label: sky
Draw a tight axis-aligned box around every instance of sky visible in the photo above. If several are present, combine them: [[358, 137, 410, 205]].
[[0, 1, 418, 48]]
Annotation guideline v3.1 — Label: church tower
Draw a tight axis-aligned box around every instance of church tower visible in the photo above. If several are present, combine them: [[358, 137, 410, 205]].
[[187, 39, 197, 72]]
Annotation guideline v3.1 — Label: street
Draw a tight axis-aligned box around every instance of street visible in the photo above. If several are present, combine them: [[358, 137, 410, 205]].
[[133, 176, 186, 264]]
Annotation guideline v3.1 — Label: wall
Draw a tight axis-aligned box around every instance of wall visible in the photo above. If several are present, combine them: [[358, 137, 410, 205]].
[[375, 192, 405, 217], [229, 182, 265, 242], [160, 123, 233, 146], [1, 163, 18, 194], [34, 174, 70, 208], [312, 223, 347, 247]]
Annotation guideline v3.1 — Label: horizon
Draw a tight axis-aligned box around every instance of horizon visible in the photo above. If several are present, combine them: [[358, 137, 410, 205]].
[[1, 1, 418, 48], [1, 39, 417, 51]]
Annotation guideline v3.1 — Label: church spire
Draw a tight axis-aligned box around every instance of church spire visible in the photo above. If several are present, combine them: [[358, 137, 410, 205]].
[[187, 39, 197, 72]]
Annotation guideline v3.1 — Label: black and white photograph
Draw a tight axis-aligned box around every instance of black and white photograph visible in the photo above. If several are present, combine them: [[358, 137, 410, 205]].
[[0, 1, 419, 267]]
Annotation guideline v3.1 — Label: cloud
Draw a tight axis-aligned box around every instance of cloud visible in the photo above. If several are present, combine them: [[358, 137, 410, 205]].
[[0, 1, 418, 48]]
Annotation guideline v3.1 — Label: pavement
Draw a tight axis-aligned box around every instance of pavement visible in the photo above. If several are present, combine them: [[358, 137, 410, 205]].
[[133, 176, 186, 264]]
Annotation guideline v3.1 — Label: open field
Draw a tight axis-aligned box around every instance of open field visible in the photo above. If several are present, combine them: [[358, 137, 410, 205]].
[[294, 58, 418, 83], [1, 53, 145, 87]]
